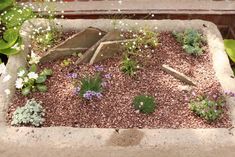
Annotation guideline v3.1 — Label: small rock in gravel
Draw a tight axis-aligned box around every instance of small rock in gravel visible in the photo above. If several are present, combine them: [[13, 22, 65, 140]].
[[177, 85, 193, 92]]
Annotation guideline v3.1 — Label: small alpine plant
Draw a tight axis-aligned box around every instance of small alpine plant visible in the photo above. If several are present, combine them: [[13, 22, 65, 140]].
[[79, 73, 103, 100]]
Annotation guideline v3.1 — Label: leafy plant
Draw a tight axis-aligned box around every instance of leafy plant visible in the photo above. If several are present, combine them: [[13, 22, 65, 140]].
[[173, 29, 204, 55], [79, 73, 102, 100], [189, 96, 224, 122], [136, 28, 158, 49], [133, 95, 156, 114], [16, 65, 52, 96], [121, 28, 157, 76], [120, 56, 138, 76], [60, 59, 72, 67], [35, 30, 59, 49], [124, 28, 158, 55], [11, 99, 45, 127], [1, 6, 34, 28], [224, 39, 235, 63], [0, 0, 14, 11], [0, 5, 34, 56]]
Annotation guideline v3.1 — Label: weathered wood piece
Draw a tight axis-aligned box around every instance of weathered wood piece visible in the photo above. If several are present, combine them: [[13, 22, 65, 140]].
[[89, 39, 134, 65], [40, 27, 106, 63], [75, 31, 124, 64], [161, 64, 196, 86]]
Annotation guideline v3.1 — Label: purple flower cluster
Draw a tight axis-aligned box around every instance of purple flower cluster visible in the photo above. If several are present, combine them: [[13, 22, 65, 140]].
[[83, 90, 102, 100], [68, 73, 78, 79], [224, 90, 235, 97], [95, 65, 104, 71], [104, 73, 111, 79]]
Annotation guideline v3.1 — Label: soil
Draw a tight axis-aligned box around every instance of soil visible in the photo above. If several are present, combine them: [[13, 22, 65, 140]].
[[7, 32, 232, 128]]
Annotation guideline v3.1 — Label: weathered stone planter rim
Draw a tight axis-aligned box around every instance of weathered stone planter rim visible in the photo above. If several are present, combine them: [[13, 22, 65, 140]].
[[0, 19, 235, 157]]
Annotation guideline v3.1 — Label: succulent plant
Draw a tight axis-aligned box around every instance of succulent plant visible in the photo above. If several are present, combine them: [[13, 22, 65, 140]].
[[11, 99, 45, 127]]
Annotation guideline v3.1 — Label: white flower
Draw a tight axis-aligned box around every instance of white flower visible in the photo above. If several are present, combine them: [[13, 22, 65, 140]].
[[15, 78, 24, 89], [17, 70, 25, 77], [0, 63, 6, 75], [29, 52, 41, 65], [27, 72, 38, 79], [23, 77, 29, 83], [4, 89, 10, 95], [3, 74, 12, 82]]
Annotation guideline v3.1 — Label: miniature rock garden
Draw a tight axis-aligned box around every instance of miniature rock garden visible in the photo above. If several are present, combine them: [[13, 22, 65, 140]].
[[0, 1, 234, 129]]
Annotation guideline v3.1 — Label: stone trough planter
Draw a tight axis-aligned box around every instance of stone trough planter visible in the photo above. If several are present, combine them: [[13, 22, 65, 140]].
[[1, 19, 235, 157]]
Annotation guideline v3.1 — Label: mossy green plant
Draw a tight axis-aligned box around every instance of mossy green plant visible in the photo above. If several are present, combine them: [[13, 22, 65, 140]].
[[133, 95, 156, 114]]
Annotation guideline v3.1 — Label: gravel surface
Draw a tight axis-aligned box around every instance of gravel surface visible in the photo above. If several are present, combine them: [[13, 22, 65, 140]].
[[7, 32, 232, 128]]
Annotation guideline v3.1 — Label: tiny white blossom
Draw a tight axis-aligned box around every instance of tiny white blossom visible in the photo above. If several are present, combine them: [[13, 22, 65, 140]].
[[4, 89, 10, 95], [28, 72, 38, 79], [17, 70, 25, 77], [29, 52, 41, 65], [15, 78, 24, 89], [3, 74, 12, 82], [23, 77, 29, 83], [0, 63, 6, 75]]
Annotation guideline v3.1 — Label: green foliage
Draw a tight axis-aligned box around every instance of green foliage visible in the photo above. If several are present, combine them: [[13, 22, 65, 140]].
[[60, 59, 72, 67], [0, 28, 19, 50], [121, 28, 157, 76], [224, 39, 235, 63], [16, 65, 52, 96], [136, 28, 158, 49], [124, 28, 158, 55], [35, 30, 59, 48], [0, 5, 34, 56], [133, 95, 156, 114], [0, 39, 22, 56], [120, 56, 138, 76], [79, 73, 102, 97], [173, 29, 204, 55], [189, 96, 224, 122], [1, 6, 34, 28], [11, 99, 45, 127], [0, 0, 14, 11]]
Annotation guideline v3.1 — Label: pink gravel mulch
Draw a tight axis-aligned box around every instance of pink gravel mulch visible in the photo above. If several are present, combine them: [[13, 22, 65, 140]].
[[7, 32, 232, 128]]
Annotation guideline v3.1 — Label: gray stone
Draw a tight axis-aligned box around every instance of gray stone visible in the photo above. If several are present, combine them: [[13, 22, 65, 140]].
[[89, 39, 134, 65], [40, 27, 106, 63], [177, 85, 193, 92], [76, 31, 124, 64], [161, 64, 196, 86]]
